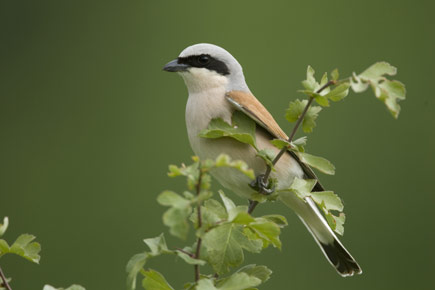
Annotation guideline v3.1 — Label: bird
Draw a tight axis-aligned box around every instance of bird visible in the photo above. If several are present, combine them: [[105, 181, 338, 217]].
[[163, 43, 362, 277]]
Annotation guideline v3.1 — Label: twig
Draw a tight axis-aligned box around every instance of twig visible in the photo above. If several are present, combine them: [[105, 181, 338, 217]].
[[194, 166, 203, 282], [0, 266, 12, 290], [176, 248, 194, 257], [250, 80, 337, 215]]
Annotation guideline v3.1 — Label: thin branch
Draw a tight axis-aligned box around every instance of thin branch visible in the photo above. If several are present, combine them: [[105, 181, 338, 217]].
[[194, 166, 203, 282], [247, 200, 259, 214], [250, 80, 337, 215], [0, 266, 12, 290], [176, 248, 194, 257]]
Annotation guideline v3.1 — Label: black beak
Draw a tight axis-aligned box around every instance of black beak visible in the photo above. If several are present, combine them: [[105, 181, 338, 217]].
[[163, 59, 189, 72]]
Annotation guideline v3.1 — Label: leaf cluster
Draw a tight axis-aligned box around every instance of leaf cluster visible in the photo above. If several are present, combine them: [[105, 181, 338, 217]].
[[0, 217, 85, 290], [127, 155, 285, 290]]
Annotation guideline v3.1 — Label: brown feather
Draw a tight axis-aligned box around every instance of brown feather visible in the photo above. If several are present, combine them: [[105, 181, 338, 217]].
[[225, 90, 325, 191], [225, 90, 288, 140]]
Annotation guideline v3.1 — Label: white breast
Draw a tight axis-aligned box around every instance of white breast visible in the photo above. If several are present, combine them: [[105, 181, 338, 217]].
[[182, 68, 304, 199]]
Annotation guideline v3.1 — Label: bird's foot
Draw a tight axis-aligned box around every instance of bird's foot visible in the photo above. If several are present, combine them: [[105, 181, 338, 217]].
[[249, 174, 275, 195]]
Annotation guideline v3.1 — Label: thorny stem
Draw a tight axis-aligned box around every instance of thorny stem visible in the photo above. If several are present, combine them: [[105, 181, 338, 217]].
[[249, 80, 337, 215], [194, 165, 203, 282], [0, 266, 12, 290]]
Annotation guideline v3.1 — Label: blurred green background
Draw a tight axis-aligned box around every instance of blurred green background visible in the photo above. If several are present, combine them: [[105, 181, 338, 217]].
[[1, 0, 434, 289]]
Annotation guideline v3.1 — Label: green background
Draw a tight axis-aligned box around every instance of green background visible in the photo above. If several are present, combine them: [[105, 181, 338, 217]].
[[1, 0, 434, 289]]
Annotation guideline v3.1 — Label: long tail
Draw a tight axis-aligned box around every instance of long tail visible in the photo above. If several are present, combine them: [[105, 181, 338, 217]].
[[300, 197, 362, 277]]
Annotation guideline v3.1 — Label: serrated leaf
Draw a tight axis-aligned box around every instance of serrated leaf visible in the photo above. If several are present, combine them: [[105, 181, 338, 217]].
[[248, 219, 282, 249], [310, 191, 343, 212], [142, 269, 174, 290], [162, 207, 191, 240], [325, 83, 350, 102], [126, 253, 148, 290], [331, 69, 339, 81], [237, 264, 272, 283], [301, 65, 318, 91], [214, 154, 255, 180], [176, 251, 206, 266], [219, 191, 236, 213], [373, 80, 406, 118], [168, 162, 200, 189], [199, 111, 257, 148], [255, 149, 275, 169], [298, 152, 335, 175], [191, 199, 227, 229], [0, 217, 8, 237], [202, 223, 262, 274], [0, 234, 41, 263], [350, 73, 369, 93], [157, 191, 190, 208], [217, 272, 261, 290], [261, 215, 288, 227], [314, 94, 330, 107], [353, 62, 405, 118], [285, 99, 322, 133], [43, 285, 86, 290], [359, 62, 397, 79], [196, 279, 217, 290], [144, 234, 170, 256], [158, 191, 193, 239], [334, 213, 346, 235], [287, 177, 317, 199]]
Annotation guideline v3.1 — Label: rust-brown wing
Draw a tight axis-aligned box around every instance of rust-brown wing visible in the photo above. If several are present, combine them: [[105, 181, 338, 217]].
[[225, 90, 324, 191]]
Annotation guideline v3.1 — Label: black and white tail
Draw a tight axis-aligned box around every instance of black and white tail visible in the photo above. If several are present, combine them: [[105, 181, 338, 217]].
[[300, 197, 362, 277]]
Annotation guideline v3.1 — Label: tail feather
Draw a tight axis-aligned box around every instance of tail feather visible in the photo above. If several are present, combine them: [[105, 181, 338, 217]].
[[301, 197, 362, 277]]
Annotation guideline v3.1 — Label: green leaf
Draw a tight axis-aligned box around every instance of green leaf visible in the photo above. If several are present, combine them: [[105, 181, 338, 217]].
[[298, 152, 335, 175], [142, 269, 174, 290], [353, 62, 405, 118], [144, 234, 170, 256], [270, 139, 290, 150], [157, 191, 192, 239], [162, 207, 191, 240], [126, 253, 148, 290], [196, 279, 217, 290], [285, 99, 322, 133], [0, 234, 41, 263], [202, 223, 262, 274], [261, 215, 288, 228], [199, 111, 257, 148], [191, 199, 227, 229], [325, 83, 350, 102], [168, 161, 200, 190], [157, 191, 190, 208], [248, 219, 282, 249], [176, 250, 206, 266], [288, 177, 317, 199], [331, 69, 339, 81], [214, 154, 255, 180], [217, 272, 261, 290], [219, 191, 236, 213], [359, 62, 397, 79], [334, 213, 346, 235], [310, 191, 344, 212], [255, 149, 275, 169], [43, 285, 86, 290], [301, 65, 318, 91], [314, 94, 330, 107], [0, 217, 8, 237], [373, 80, 406, 118], [237, 264, 272, 283]]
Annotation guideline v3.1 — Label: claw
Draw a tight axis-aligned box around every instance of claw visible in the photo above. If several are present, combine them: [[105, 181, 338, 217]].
[[249, 174, 275, 195]]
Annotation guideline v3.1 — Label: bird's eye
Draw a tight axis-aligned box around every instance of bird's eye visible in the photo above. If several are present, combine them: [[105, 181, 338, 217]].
[[197, 55, 210, 65]]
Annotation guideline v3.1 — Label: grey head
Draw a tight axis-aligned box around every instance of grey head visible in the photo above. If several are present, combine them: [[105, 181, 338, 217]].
[[163, 43, 250, 93]]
